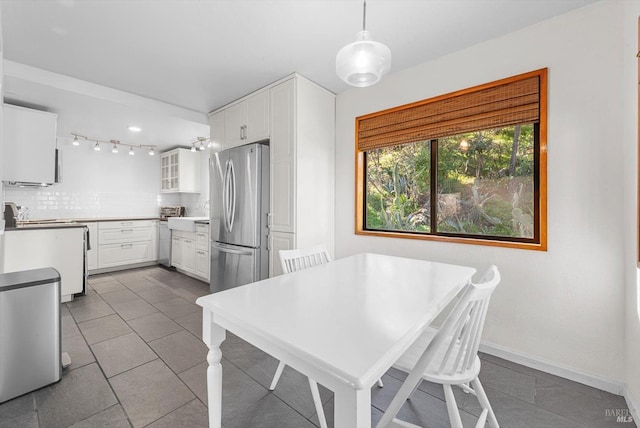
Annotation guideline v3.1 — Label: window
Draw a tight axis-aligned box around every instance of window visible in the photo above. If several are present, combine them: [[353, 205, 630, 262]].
[[355, 69, 547, 250]]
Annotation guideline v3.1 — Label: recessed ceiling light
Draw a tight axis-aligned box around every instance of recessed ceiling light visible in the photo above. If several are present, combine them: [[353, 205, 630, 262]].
[[128, 126, 141, 132]]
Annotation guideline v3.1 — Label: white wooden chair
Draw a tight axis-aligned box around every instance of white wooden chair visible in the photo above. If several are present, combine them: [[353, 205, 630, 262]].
[[270, 245, 385, 428], [376, 265, 501, 428], [278, 244, 332, 274], [269, 245, 332, 428]]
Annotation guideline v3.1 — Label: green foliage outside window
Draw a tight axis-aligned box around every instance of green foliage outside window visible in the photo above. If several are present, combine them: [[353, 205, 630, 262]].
[[365, 124, 535, 239]]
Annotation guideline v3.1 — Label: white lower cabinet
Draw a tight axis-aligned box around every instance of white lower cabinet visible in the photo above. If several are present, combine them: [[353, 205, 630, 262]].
[[195, 249, 210, 280], [171, 224, 209, 281], [84, 222, 98, 270], [2, 227, 85, 302], [171, 235, 183, 267], [268, 232, 295, 277], [95, 220, 158, 271], [98, 241, 156, 268], [195, 224, 210, 281]]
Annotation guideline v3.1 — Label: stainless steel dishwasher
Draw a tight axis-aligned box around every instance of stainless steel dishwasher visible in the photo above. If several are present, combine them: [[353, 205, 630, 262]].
[[158, 220, 172, 267], [0, 267, 61, 403]]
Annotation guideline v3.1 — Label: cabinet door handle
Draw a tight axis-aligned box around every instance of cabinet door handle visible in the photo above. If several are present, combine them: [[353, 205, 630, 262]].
[[266, 212, 272, 228], [121, 221, 133, 226], [121, 243, 133, 249], [121, 229, 134, 233]]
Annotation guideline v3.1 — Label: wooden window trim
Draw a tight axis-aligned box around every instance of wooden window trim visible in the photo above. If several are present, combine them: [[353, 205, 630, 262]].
[[355, 69, 548, 251]]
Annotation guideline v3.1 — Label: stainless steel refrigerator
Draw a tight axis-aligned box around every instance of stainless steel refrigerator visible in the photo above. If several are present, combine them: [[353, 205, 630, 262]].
[[209, 142, 269, 293]]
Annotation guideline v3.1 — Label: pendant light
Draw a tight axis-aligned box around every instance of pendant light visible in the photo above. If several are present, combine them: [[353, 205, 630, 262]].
[[128, 147, 135, 156], [111, 140, 119, 154], [148, 147, 155, 156], [72, 135, 80, 146], [336, 0, 391, 87], [94, 142, 101, 151]]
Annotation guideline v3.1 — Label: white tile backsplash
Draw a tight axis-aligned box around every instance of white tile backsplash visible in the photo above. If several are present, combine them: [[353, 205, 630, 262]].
[[4, 188, 165, 219], [4, 144, 164, 220], [4, 144, 211, 220]]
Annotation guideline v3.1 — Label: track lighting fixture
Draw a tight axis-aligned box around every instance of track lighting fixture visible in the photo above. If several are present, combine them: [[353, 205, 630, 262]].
[[70, 133, 157, 157], [190, 137, 210, 152]]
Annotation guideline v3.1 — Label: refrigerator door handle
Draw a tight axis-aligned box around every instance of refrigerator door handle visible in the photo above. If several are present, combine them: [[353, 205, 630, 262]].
[[213, 243, 253, 256], [228, 159, 236, 232], [222, 160, 232, 232]]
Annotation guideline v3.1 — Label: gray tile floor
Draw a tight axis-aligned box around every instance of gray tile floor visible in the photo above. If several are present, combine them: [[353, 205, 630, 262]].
[[0, 266, 635, 428]]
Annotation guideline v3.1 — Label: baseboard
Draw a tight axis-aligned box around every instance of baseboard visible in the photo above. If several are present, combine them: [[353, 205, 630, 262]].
[[479, 341, 624, 395], [623, 385, 640, 424], [88, 261, 158, 275]]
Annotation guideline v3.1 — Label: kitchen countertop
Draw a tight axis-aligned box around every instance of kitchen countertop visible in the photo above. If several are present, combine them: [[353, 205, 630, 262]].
[[18, 217, 161, 224], [11, 216, 208, 230], [8, 223, 89, 231]]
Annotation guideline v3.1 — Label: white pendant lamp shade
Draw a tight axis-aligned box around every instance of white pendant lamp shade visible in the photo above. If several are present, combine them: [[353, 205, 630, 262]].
[[336, 1, 391, 87], [336, 30, 391, 87]]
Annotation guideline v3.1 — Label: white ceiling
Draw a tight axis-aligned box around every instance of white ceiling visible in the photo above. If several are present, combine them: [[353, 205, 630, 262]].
[[1, 0, 598, 149]]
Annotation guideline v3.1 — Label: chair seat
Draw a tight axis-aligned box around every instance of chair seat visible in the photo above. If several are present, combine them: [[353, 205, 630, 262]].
[[393, 327, 481, 385]]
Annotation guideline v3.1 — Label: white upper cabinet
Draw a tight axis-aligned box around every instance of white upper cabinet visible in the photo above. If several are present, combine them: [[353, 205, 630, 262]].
[[209, 110, 225, 152], [2, 104, 57, 185], [218, 90, 270, 150], [160, 148, 201, 193], [245, 90, 270, 142], [207, 74, 335, 278]]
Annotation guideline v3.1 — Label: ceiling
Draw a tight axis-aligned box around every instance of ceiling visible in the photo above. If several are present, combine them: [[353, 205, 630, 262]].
[[1, 0, 598, 149]]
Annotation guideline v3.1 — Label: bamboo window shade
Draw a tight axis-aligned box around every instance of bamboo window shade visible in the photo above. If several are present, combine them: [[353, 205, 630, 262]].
[[357, 72, 542, 152]]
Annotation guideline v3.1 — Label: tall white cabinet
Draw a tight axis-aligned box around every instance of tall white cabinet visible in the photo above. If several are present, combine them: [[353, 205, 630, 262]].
[[268, 77, 335, 276], [208, 74, 335, 277]]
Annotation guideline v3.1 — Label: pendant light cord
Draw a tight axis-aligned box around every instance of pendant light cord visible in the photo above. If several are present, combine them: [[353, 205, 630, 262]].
[[362, 0, 367, 31]]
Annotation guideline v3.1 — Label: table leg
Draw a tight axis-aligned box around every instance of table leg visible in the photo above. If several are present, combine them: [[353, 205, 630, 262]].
[[202, 310, 226, 428], [334, 386, 371, 428]]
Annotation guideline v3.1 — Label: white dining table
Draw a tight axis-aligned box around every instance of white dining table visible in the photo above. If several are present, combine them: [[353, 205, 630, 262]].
[[195, 252, 475, 428]]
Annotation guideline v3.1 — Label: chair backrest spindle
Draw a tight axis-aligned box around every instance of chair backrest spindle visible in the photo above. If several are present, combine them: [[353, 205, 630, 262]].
[[279, 245, 332, 274]]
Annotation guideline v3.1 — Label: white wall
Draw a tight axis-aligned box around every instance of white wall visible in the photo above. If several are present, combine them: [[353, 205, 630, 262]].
[[4, 136, 169, 219], [623, 0, 640, 419], [335, 1, 629, 386]]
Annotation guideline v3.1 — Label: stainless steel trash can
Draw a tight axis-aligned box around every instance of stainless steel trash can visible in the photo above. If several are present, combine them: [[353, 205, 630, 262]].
[[0, 267, 61, 403]]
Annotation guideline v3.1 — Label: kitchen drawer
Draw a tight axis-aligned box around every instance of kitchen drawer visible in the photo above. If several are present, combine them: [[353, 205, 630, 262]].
[[195, 226, 209, 250], [98, 241, 155, 268], [98, 220, 156, 230], [98, 226, 154, 244]]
